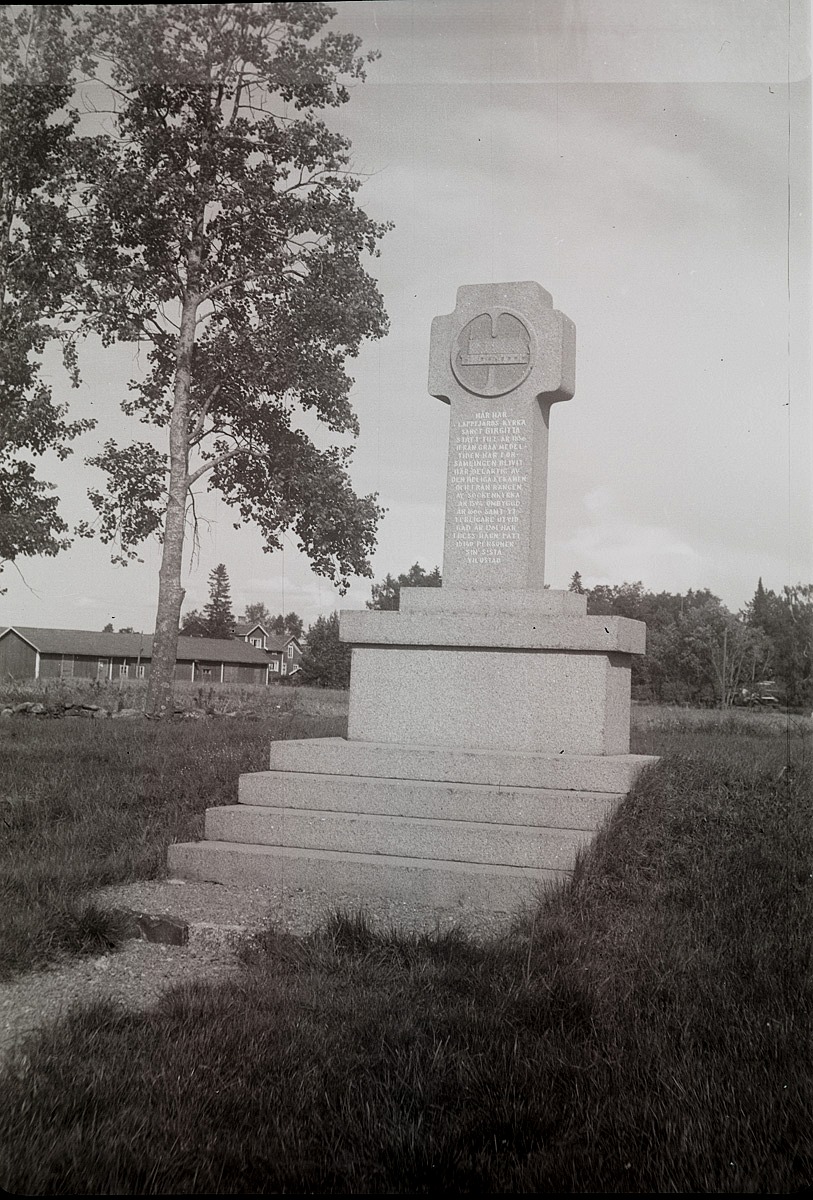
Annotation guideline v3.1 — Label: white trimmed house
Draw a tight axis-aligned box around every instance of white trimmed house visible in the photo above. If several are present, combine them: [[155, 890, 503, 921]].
[[232, 622, 303, 679]]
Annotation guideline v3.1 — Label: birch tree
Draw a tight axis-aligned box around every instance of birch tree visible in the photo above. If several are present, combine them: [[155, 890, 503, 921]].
[[79, 3, 390, 716]]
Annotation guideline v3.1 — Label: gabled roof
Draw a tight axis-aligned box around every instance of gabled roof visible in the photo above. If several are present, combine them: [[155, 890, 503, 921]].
[[233, 621, 269, 638], [264, 633, 302, 653], [232, 623, 301, 653], [2, 627, 270, 665]]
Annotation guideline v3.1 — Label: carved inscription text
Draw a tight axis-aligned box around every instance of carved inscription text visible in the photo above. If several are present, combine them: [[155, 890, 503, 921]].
[[449, 410, 528, 566]]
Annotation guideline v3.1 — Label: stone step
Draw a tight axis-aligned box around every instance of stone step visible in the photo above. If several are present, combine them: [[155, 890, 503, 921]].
[[238, 771, 619, 829], [166, 841, 564, 933], [204, 805, 590, 871], [266, 737, 657, 794]]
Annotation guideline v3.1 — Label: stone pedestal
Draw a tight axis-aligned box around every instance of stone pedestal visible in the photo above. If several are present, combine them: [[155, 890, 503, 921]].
[[342, 590, 642, 755], [168, 283, 657, 932], [168, 589, 655, 932]]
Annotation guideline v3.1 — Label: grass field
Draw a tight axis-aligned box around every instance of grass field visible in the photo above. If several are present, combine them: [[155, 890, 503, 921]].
[[0, 693, 810, 1192], [0, 682, 348, 978]]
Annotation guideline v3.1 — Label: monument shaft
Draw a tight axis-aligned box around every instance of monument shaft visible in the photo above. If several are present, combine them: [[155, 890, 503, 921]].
[[429, 281, 575, 590]]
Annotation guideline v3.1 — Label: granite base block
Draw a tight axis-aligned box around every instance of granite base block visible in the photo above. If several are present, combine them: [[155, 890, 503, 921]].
[[168, 740, 657, 932], [347, 648, 632, 754]]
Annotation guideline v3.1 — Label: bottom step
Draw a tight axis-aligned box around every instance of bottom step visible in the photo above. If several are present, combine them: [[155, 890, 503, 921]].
[[167, 841, 567, 935]]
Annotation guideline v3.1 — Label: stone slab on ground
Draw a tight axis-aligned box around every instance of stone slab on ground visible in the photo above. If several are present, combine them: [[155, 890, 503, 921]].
[[126, 912, 189, 945], [94, 877, 379, 945], [0, 878, 346, 1075]]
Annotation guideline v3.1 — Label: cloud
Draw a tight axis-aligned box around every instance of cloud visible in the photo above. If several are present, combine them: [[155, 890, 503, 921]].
[[571, 520, 702, 584], [336, 1, 809, 88], [561, 485, 703, 588], [73, 596, 103, 611]]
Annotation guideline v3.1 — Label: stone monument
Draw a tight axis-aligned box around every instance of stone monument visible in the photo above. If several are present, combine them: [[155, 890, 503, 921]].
[[168, 282, 657, 931]]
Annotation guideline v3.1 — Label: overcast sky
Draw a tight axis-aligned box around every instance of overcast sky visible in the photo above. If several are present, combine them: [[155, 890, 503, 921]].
[[2, 0, 810, 634]]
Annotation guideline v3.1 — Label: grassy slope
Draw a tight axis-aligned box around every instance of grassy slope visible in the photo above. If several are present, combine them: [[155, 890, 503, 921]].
[[0, 704, 810, 1192]]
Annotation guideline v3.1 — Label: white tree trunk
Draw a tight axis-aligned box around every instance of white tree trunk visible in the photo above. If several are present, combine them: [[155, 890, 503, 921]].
[[145, 267, 200, 717]]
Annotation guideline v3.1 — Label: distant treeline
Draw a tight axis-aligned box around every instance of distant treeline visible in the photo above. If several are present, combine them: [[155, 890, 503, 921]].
[[569, 574, 812, 708], [173, 560, 811, 707]]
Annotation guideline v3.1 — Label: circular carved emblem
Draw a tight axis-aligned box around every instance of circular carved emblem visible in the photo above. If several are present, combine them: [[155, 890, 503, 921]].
[[451, 309, 535, 397]]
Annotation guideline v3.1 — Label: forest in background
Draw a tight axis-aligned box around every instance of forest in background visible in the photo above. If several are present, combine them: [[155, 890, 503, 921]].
[[102, 559, 810, 705]]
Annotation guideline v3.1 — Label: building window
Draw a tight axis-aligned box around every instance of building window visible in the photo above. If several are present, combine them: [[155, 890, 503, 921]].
[[270, 660, 279, 673], [287, 645, 294, 659], [136, 664, 146, 679], [97, 658, 110, 679], [118, 662, 129, 678], [250, 636, 263, 648]]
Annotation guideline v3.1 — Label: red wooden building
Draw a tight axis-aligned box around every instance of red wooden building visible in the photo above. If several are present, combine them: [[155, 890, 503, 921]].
[[0, 626, 272, 684]]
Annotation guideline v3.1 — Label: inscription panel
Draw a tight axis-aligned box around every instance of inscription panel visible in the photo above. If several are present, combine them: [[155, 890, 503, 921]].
[[448, 410, 529, 567]]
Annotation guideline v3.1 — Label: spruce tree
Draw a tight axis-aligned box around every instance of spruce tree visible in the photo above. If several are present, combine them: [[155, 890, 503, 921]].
[[202, 564, 235, 639]]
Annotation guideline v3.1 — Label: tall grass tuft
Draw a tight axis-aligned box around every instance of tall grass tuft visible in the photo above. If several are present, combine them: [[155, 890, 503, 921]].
[[0, 710, 809, 1192]]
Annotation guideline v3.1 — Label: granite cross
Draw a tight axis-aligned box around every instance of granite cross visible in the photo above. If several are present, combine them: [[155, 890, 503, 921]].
[[428, 281, 575, 590]]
